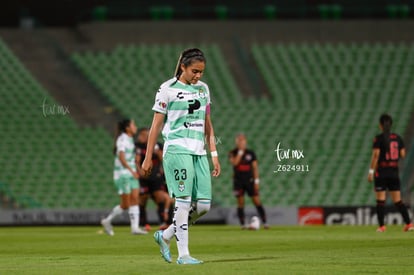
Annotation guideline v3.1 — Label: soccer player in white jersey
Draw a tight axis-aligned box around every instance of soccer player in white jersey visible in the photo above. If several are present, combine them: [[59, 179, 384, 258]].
[[101, 119, 147, 236], [142, 48, 221, 264]]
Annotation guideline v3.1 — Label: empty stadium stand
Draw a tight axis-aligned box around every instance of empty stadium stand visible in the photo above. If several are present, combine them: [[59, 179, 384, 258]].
[[72, 41, 414, 207], [1, 21, 413, 210], [0, 37, 117, 209], [251, 42, 414, 206]]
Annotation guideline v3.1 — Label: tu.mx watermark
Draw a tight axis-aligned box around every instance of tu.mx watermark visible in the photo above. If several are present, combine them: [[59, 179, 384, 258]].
[[274, 141, 310, 173], [40, 98, 70, 117]]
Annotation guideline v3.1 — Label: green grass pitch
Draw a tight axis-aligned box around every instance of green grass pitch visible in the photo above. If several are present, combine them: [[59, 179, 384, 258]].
[[0, 225, 413, 274]]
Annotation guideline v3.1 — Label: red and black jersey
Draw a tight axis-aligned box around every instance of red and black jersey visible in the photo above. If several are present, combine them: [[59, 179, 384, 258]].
[[373, 132, 404, 178], [135, 142, 163, 179], [229, 148, 257, 182]]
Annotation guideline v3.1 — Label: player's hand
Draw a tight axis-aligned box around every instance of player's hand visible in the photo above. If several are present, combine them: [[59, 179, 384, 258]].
[[131, 170, 139, 179], [367, 173, 374, 182], [212, 157, 221, 177], [141, 157, 153, 177]]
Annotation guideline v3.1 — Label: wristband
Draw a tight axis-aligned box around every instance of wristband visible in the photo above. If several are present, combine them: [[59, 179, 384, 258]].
[[369, 169, 374, 175], [211, 151, 218, 157], [254, 178, 260, 184]]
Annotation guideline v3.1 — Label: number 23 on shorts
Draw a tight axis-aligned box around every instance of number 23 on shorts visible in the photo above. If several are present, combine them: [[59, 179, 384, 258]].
[[174, 169, 187, 181]]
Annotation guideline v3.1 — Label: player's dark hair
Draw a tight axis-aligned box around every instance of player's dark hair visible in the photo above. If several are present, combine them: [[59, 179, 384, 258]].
[[113, 119, 132, 155], [379, 113, 393, 153], [174, 48, 206, 79], [137, 127, 149, 135]]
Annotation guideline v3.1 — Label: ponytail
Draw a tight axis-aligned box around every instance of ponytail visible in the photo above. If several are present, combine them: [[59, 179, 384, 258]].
[[113, 119, 132, 155], [174, 53, 183, 78], [379, 114, 393, 153], [174, 48, 206, 79]]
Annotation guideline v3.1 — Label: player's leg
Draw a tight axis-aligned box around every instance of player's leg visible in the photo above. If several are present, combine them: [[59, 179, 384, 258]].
[[188, 155, 211, 226], [375, 193, 386, 232], [151, 190, 166, 228], [155, 153, 196, 263], [251, 195, 268, 229], [158, 182, 174, 224], [139, 194, 150, 230], [237, 196, 246, 228], [129, 185, 147, 235], [188, 199, 211, 225], [174, 196, 192, 258], [139, 183, 150, 230], [167, 197, 175, 224], [375, 191, 386, 229], [374, 177, 387, 232], [101, 177, 129, 236], [151, 181, 171, 229], [248, 181, 268, 228], [234, 181, 246, 228], [389, 179, 413, 231]]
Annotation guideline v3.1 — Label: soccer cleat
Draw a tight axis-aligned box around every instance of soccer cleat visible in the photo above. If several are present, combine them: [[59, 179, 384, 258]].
[[144, 224, 152, 232], [376, 226, 386, 233], [101, 219, 114, 236], [403, 223, 414, 232], [154, 230, 171, 263], [132, 227, 148, 235], [263, 224, 270, 230], [176, 255, 203, 265]]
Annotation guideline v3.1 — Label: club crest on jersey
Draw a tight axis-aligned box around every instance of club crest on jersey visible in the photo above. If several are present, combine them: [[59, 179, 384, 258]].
[[245, 154, 252, 161], [178, 181, 185, 192], [198, 88, 206, 99]]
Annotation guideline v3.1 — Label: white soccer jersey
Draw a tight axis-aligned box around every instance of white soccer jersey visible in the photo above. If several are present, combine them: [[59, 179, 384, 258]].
[[114, 133, 136, 180], [152, 77, 211, 156]]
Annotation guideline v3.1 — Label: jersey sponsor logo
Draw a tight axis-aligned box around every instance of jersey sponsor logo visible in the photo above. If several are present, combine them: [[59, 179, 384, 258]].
[[187, 99, 201, 114], [236, 164, 251, 172], [298, 207, 324, 225], [378, 161, 398, 168], [187, 114, 201, 120], [177, 92, 184, 99], [177, 91, 195, 99], [183, 122, 203, 128]]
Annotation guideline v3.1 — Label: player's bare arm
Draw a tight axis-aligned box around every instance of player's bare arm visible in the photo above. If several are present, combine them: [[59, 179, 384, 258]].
[[400, 148, 406, 159], [205, 114, 221, 177], [135, 153, 145, 178], [252, 160, 260, 192], [368, 148, 380, 182], [142, 112, 165, 176], [119, 151, 138, 179], [229, 151, 244, 167]]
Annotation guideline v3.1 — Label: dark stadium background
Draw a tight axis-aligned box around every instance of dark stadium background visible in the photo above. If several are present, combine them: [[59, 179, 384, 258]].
[[0, 0, 413, 226]]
